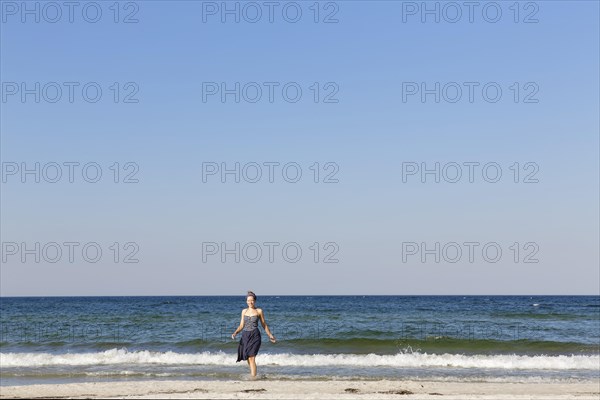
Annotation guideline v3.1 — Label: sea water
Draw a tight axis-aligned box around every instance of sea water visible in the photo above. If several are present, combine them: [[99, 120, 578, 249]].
[[1, 295, 598, 385]]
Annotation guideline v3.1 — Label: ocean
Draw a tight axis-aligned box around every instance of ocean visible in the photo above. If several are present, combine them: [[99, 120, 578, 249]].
[[1, 296, 598, 386]]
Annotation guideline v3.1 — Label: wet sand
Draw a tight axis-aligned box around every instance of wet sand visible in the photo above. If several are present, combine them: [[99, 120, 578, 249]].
[[1, 379, 599, 399]]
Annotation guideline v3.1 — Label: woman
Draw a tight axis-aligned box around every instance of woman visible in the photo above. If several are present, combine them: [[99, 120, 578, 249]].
[[231, 291, 276, 377]]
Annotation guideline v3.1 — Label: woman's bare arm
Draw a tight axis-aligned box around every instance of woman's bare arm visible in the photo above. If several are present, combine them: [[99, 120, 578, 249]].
[[259, 309, 276, 342], [231, 309, 245, 339]]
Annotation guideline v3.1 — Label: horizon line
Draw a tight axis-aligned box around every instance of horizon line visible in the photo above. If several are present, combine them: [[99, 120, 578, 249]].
[[1, 294, 598, 298]]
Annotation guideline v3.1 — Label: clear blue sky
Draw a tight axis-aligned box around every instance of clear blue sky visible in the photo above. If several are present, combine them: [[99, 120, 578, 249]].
[[1, 1, 598, 295]]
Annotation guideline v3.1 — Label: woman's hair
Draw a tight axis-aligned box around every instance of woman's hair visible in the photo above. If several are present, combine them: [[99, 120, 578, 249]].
[[247, 291, 257, 300]]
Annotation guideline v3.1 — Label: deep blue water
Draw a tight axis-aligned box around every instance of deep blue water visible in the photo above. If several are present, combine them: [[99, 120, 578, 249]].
[[1, 296, 599, 385]]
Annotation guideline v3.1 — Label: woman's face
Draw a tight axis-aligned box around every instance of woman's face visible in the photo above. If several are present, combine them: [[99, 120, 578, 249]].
[[246, 296, 256, 308]]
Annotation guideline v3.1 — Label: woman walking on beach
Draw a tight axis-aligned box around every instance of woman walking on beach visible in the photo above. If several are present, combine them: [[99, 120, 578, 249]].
[[231, 291, 276, 377]]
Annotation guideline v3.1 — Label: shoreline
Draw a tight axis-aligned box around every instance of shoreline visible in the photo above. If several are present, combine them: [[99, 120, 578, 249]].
[[1, 379, 599, 399]]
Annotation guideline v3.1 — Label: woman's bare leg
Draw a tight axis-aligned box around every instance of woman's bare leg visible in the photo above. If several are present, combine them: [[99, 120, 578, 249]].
[[248, 356, 257, 377]]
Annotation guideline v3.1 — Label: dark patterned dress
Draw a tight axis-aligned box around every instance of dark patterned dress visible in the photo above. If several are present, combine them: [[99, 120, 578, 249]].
[[236, 313, 262, 362]]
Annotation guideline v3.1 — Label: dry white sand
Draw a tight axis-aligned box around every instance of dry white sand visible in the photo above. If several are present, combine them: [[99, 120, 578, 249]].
[[1, 379, 599, 399]]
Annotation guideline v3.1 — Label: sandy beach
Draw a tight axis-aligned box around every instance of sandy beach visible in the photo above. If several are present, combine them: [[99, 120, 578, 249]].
[[1, 379, 599, 399]]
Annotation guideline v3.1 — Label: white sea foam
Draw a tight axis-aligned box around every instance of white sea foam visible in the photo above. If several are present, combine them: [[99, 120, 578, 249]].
[[1, 349, 598, 370]]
